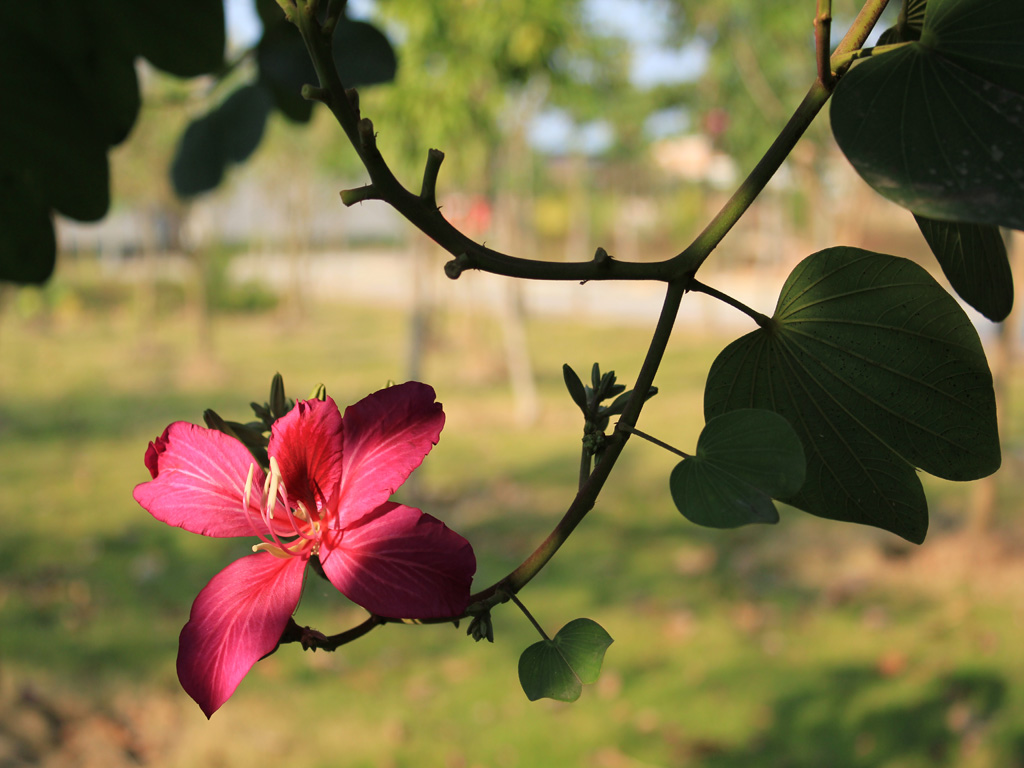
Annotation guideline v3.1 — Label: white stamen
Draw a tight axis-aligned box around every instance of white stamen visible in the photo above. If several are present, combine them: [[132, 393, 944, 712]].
[[243, 464, 255, 508]]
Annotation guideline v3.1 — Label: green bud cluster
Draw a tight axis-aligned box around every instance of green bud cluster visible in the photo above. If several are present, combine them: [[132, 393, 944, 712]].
[[563, 363, 658, 462]]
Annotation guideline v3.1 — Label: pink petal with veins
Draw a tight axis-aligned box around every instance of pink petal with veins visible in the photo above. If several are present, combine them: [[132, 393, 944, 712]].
[[333, 383, 445, 528], [134, 422, 286, 538], [268, 397, 344, 515], [177, 553, 306, 718], [319, 502, 475, 619]]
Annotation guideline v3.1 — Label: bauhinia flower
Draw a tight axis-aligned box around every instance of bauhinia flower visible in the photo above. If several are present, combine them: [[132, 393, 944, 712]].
[[133, 381, 476, 717]]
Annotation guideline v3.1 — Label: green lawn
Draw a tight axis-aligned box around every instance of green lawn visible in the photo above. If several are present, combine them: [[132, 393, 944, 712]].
[[2, 273, 1023, 767]]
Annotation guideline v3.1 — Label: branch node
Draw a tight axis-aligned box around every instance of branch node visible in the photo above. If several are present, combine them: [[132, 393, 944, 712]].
[[420, 148, 446, 207], [345, 88, 360, 118], [301, 84, 330, 103], [444, 253, 472, 280], [593, 246, 612, 268], [340, 185, 381, 206], [358, 117, 377, 150]]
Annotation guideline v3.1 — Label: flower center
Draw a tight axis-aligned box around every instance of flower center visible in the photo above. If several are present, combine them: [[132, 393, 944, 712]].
[[243, 458, 322, 559]]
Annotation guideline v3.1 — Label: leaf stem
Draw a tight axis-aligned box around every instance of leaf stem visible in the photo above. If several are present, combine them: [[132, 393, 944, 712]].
[[509, 592, 551, 642], [831, 42, 909, 74], [617, 424, 690, 460], [690, 279, 772, 327], [815, 0, 835, 87], [579, 448, 592, 490], [289, 2, 672, 283], [672, 0, 890, 275]]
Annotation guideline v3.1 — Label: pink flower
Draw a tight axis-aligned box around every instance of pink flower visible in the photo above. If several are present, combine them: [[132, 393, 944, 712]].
[[133, 382, 476, 717]]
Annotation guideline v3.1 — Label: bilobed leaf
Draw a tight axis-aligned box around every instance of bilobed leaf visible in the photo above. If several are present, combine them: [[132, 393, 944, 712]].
[[670, 409, 805, 529], [217, 84, 274, 164], [704, 247, 1000, 543], [831, 0, 1024, 229], [518, 619, 613, 702], [258, 20, 318, 123], [877, 0, 927, 45], [171, 112, 225, 198], [258, 15, 397, 124], [914, 215, 1012, 322], [171, 85, 273, 198], [333, 19, 398, 87]]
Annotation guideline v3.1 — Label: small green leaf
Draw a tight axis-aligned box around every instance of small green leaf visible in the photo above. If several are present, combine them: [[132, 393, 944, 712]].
[[914, 216, 1012, 322], [670, 409, 805, 529], [705, 247, 999, 543], [518, 619, 613, 703], [831, 0, 1024, 229]]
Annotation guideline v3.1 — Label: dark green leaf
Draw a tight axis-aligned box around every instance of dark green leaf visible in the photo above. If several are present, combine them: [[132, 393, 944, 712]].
[[831, 0, 1024, 229], [217, 84, 274, 164], [257, 20, 318, 123], [518, 619, 613, 703], [704, 247, 1000, 543], [333, 19, 398, 87], [256, 0, 285, 29], [170, 84, 273, 198], [670, 409, 805, 529], [258, 15, 396, 124], [563, 364, 589, 414], [171, 113, 225, 198], [914, 215, 1012, 322]]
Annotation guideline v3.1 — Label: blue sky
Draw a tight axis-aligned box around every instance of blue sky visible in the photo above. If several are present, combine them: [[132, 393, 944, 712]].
[[224, 0, 705, 153], [224, 0, 707, 87]]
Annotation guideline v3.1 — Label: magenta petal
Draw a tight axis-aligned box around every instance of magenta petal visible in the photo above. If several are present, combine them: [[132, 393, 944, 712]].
[[133, 422, 281, 538], [319, 502, 475, 619], [334, 382, 445, 528], [268, 397, 344, 515], [177, 553, 306, 718]]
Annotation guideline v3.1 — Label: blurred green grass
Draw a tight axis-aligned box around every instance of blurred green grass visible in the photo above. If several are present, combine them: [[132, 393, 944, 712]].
[[2, 275, 1024, 768]]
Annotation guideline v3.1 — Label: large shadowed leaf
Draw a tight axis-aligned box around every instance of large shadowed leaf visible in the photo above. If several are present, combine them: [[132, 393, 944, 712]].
[[878, 0, 927, 44], [831, 0, 1024, 229], [704, 247, 999, 543], [669, 409, 805, 529], [1, 61, 110, 224], [0, 2, 225, 283], [518, 619, 613, 703], [914, 216, 1012, 322], [106, 0, 225, 77], [0, 173, 55, 284]]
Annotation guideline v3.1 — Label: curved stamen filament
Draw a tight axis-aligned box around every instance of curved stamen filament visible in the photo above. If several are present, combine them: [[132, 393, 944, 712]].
[[241, 462, 307, 557]]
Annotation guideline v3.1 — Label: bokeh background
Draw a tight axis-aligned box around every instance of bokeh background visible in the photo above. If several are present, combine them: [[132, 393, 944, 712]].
[[3, 1, 1024, 766]]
